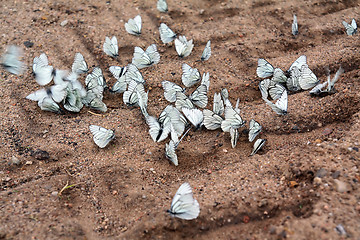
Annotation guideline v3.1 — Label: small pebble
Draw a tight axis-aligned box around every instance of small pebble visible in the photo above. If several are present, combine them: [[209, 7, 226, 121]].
[[315, 168, 327, 178], [313, 177, 322, 185], [335, 224, 347, 236], [60, 20, 68, 26], [11, 156, 20, 165], [51, 191, 58, 196], [25, 161, 33, 165], [23, 40, 34, 48], [333, 179, 347, 193]]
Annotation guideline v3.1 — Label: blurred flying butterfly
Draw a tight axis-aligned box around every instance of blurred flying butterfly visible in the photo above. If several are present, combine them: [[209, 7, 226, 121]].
[[157, 0, 168, 13], [342, 19, 357, 36], [165, 140, 178, 166], [221, 102, 245, 132], [298, 64, 319, 90], [109, 66, 127, 93], [89, 125, 115, 148], [250, 139, 266, 156], [167, 182, 200, 220], [125, 15, 142, 35], [263, 89, 288, 115], [175, 36, 194, 58], [230, 127, 239, 148], [125, 64, 145, 84], [132, 44, 160, 69], [292, 14, 298, 36], [32, 53, 55, 86], [256, 58, 274, 78], [182, 107, 203, 129], [201, 40, 211, 61], [203, 109, 223, 130], [162, 80, 185, 103], [1, 45, 24, 75], [103, 36, 118, 58], [159, 23, 176, 44], [182, 63, 200, 87], [72, 53, 88, 75], [26, 84, 67, 103], [248, 119, 262, 142]]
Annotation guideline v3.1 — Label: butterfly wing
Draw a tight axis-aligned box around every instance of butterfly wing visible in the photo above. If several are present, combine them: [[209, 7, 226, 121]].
[[249, 119, 262, 142], [189, 84, 208, 108], [203, 109, 223, 130], [298, 64, 319, 90], [201, 40, 211, 61], [157, 0, 168, 12], [72, 53, 88, 74], [250, 139, 266, 156], [230, 127, 239, 148], [125, 64, 144, 84], [169, 183, 200, 220], [159, 23, 176, 43], [182, 63, 201, 87], [165, 140, 178, 166], [162, 81, 184, 103], [292, 14, 298, 36], [213, 92, 224, 116], [288, 55, 307, 72], [175, 92, 194, 110], [89, 125, 115, 148], [182, 108, 204, 128], [256, 58, 274, 78]]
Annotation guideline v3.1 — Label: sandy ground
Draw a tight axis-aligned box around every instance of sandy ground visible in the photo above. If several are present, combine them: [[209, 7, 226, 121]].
[[1, 0, 360, 239]]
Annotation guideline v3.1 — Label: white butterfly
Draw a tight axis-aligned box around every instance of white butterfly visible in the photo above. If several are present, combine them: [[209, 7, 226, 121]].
[[256, 58, 274, 78], [159, 105, 187, 137], [213, 92, 224, 116], [287, 66, 301, 92], [89, 125, 115, 148], [221, 103, 245, 132], [298, 64, 319, 90], [221, 88, 229, 102], [159, 23, 176, 44], [63, 81, 85, 113], [157, 0, 168, 13], [342, 19, 357, 36], [271, 68, 287, 83], [292, 14, 298, 36], [85, 67, 107, 91], [259, 79, 272, 99], [263, 89, 288, 115], [165, 140, 178, 166], [145, 115, 172, 142], [201, 40, 211, 61], [125, 15, 142, 35], [26, 84, 67, 103], [32, 53, 55, 86], [188, 84, 208, 108], [288, 55, 307, 72], [162, 80, 185, 103], [72, 53, 88, 75], [201, 72, 210, 91], [110, 66, 127, 93], [132, 44, 160, 69], [1, 45, 24, 75], [269, 83, 286, 100], [182, 63, 200, 87], [248, 119, 262, 142], [38, 97, 63, 114], [203, 109, 223, 130], [230, 127, 239, 148], [125, 64, 145, 84], [182, 108, 203, 129], [175, 36, 194, 58], [250, 139, 266, 156], [175, 92, 194, 110], [310, 66, 344, 96], [83, 91, 107, 112], [123, 81, 147, 107], [167, 182, 200, 220], [103, 36, 118, 58]]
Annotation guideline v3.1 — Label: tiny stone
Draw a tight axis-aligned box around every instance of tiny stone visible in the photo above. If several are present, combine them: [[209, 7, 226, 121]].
[[23, 40, 34, 48], [333, 179, 348, 193], [223, 149, 228, 153], [32, 149, 50, 160], [4, 177, 11, 182], [142, 195, 146, 199], [315, 168, 327, 178], [60, 20, 68, 26], [199, 9, 205, 15], [149, 168, 154, 171], [322, 128, 333, 136], [51, 191, 58, 196], [335, 224, 347, 236], [25, 161, 33, 165], [11, 156, 20, 165], [313, 177, 322, 185]]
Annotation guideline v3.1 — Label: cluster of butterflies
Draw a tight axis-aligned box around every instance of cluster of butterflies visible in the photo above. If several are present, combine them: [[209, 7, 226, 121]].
[[257, 55, 344, 115], [291, 15, 357, 36]]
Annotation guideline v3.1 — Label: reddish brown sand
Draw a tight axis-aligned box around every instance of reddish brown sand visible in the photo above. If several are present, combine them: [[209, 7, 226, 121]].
[[1, 0, 360, 239]]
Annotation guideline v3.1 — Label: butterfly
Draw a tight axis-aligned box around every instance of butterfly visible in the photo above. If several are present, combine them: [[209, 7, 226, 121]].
[[72, 53, 88, 74], [103, 36, 118, 58], [287, 66, 301, 92], [310, 66, 344, 96], [125, 15, 142, 35], [123, 81, 147, 107], [145, 114, 172, 142], [1, 45, 24, 75], [259, 79, 272, 99], [221, 103, 246, 132], [175, 36, 194, 58], [298, 64, 319, 90], [201, 72, 210, 91], [256, 58, 274, 78], [32, 53, 55, 86], [175, 84, 208, 110], [63, 88, 84, 112], [182, 63, 200, 87], [157, 0, 168, 13], [89, 125, 115, 148], [269, 83, 286, 100], [263, 89, 288, 115], [85, 67, 107, 91], [26, 84, 67, 103], [83, 91, 107, 112], [125, 64, 145, 84], [230, 127, 239, 148], [165, 140, 178, 166], [203, 109, 223, 130], [38, 97, 63, 114], [292, 14, 298, 36], [248, 119, 262, 142], [213, 92, 224, 116], [159, 105, 187, 137], [201, 40, 211, 61], [182, 108, 203, 129], [159, 23, 176, 44], [132, 44, 160, 69], [221, 88, 229, 102], [342, 19, 357, 36], [167, 182, 200, 220], [288, 55, 307, 72], [271, 68, 287, 84], [110, 66, 127, 93], [250, 139, 266, 156], [162, 80, 185, 103]]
